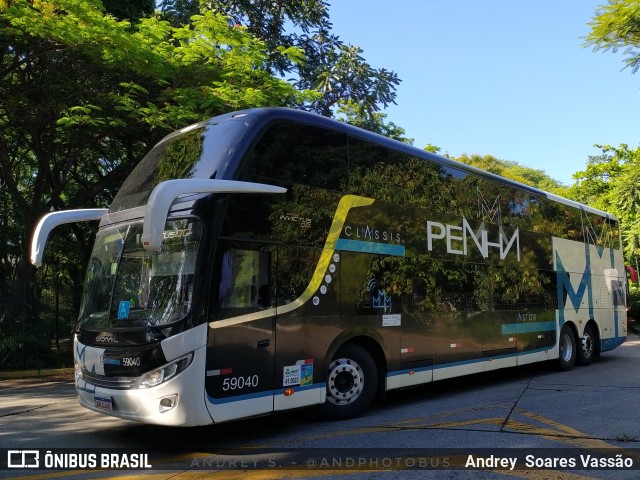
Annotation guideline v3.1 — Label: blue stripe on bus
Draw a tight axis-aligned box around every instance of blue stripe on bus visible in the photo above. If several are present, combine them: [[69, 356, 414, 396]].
[[207, 390, 272, 405], [206, 383, 325, 405], [501, 321, 556, 335], [602, 336, 625, 352], [335, 238, 405, 257]]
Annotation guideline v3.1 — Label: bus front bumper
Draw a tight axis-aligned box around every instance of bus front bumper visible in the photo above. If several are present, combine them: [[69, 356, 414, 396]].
[[75, 346, 212, 426]]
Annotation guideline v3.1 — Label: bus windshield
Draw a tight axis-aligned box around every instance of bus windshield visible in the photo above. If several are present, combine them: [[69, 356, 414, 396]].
[[78, 219, 202, 330]]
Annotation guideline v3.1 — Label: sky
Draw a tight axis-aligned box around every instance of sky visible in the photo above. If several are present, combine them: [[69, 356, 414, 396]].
[[328, 0, 640, 186]]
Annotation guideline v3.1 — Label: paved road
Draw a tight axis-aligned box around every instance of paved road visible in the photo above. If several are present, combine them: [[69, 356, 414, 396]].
[[3, 336, 640, 479]]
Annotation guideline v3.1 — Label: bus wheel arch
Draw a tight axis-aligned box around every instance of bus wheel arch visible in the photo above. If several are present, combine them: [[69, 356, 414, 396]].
[[577, 321, 600, 366], [318, 335, 386, 420], [558, 322, 577, 371]]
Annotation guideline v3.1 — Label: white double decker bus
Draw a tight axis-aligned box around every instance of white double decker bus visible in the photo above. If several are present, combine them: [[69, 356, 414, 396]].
[[31, 108, 627, 426]]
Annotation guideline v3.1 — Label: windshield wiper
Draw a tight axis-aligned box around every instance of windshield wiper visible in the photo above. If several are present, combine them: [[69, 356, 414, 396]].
[[143, 320, 167, 340]]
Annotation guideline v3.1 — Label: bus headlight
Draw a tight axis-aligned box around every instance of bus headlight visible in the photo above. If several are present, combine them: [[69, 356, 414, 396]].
[[138, 353, 193, 389]]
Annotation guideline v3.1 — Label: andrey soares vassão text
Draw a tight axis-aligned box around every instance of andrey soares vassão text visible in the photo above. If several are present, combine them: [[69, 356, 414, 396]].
[[465, 454, 634, 470]]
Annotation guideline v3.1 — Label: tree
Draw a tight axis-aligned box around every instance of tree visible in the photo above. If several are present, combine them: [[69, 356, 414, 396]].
[[300, 42, 400, 118], [160, 0, 328, 74], [336, 100, 413, 143], [0, 0, 309, 355], [423, 144, 442, 154], [569, 144, 640, 262], [158, 0, 401, 119], [584, 1, 640, 298], [585, 0, 640, 73]]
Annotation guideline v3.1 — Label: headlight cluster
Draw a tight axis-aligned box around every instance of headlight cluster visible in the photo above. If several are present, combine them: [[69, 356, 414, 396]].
[[138, 353, 193, 389]]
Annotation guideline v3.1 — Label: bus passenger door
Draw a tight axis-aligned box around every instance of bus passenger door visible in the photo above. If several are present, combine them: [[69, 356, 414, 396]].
[[273, 245, 330, 411], [205, 243, 276, 423]]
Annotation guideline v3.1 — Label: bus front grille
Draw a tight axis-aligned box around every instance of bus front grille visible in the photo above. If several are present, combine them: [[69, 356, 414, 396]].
[[81, 370, 138, 390]]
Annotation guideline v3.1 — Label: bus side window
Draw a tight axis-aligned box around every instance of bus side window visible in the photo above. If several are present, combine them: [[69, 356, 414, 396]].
[[491, 266, 558, 311], [276, 246, 323, 306], [211, 245, 274, 321], [534, 269, 559, 310], [444, 263, 486, 312], [343, 254, 411, 315], [241, 123, 348, 191], [409, 259, 484, 313], [348, 137, 423, 206]]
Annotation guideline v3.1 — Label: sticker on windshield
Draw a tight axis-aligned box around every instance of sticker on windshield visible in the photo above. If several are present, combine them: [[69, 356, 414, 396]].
[[117, 300, 130, 319]]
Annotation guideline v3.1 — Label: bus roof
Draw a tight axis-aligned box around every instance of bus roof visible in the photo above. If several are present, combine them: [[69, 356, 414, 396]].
[[231, 108, 617, 221], [150, 107, 618, 222]]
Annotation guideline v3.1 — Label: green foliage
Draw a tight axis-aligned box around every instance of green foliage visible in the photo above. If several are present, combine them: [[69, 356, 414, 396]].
[[307, 43, 400, 117], [424, 144, 441, 154], [1, 0, 307, 223], [627, 283, 640, 327], [0, 0, 313, 349], [336, 100, 413, 144], [583, 1, 640, 270], [158, 0, 401, 119], [585, 0, 640, 73], [569, 143, 640, 262]]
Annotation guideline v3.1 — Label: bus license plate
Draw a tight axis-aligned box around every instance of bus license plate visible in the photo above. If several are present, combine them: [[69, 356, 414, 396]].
[[94, 396, 113, 411]]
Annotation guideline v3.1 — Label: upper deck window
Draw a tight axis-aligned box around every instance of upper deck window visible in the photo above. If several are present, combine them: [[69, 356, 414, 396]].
[[241, 122, 348, 191], [111, 120, 247, 211]]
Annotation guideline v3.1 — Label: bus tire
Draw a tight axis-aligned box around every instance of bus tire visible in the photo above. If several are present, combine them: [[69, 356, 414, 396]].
[[558, 324, 576, 371], [318, 344, 378, 420], [577, 324, 596, 366]]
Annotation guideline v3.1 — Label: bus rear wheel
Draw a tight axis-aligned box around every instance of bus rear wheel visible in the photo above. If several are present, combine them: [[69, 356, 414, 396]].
[[558, 324, 576, 371], [319, 344, 378, 420], [577, 324, 596, 366]]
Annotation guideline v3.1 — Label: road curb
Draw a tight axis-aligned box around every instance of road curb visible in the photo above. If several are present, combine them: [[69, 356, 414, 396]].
[[0, 367, 74, 379]]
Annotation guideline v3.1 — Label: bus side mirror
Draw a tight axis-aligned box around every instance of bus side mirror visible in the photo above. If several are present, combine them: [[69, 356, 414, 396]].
[[141, 179, 286, 251], [30, 209, 108, 266]]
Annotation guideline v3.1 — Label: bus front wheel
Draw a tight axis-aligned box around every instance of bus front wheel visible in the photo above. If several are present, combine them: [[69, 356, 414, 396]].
[[319, 344, 378, 420], [558, 324, 576, 371]]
